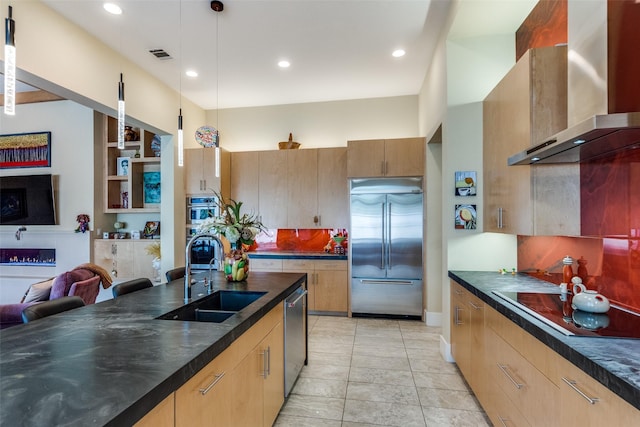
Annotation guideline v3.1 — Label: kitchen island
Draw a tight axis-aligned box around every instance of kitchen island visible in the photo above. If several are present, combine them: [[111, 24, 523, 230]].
[[0, 271, 306, 426], [449, 271, 640, 425]]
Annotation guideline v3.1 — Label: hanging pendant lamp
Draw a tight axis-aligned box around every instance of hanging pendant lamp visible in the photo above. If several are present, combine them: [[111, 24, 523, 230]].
[[117, 73, 125, 149], [4, 5, 16, 116]]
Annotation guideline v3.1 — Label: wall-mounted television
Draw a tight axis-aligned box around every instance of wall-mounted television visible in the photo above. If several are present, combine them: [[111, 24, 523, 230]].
[[0, 174, 57, 225]]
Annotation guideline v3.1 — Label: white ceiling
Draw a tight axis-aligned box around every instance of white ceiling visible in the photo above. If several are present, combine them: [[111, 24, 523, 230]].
[[8, 1, 538, 110]]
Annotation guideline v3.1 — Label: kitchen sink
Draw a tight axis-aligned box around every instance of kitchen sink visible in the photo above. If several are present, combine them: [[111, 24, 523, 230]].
[[156, 290, 267, 323]]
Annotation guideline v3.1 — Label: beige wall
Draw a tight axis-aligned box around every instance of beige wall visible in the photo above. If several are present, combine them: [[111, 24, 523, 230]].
[[205, 96, 419, 152]]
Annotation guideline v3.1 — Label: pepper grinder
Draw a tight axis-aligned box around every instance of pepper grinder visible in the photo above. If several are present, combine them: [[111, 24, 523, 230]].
[[577, 256, 588, 283], [562, 255, 574, 285]]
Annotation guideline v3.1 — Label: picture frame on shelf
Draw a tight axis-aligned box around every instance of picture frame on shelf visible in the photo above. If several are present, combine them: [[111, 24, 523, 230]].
[[143, 171, 161, 204], [143, 221, 160, 238], [117, 157, 129, 176], [454, 171, 477, 196]]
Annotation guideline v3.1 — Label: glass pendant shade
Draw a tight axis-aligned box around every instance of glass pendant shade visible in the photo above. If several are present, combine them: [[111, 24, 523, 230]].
[[117, 73, 125, 149], [178, 110, 184, 167], [4, 6, 16, 116], [215, 145, 220, 178]]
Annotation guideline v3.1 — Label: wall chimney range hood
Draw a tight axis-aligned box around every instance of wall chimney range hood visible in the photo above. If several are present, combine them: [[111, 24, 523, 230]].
[[509, 0, 640, 166], [508, 111, 640, 165]]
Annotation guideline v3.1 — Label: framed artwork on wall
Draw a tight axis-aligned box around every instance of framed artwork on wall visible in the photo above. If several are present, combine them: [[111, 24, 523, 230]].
[[117, 157, 129, 176], [455, 204, 477, 230], [0, 132, 52, 169], [143, 172, 161, 204], [454, 171, 477, 196]]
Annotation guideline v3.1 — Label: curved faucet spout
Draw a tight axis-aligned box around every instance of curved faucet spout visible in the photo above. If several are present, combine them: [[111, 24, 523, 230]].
[[185, 232, 224, 303]]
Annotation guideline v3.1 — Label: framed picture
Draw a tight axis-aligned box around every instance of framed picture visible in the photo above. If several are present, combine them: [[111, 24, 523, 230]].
[[455, 204, 477, 230], [455, 171, 477, 196], [0, 132, 52, 169], [143, 221, 160, 238], [143, 172, 161, 204], [117, 157, 129, 176]]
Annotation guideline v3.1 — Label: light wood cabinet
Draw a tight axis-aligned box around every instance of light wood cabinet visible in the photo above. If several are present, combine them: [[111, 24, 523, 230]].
[[347, 138, 425, 178], [135, 394, 175, 427], [231, 148, 349, 230], [175, 342, 236, 427], [185, 147, 230, 196], [483, 46, 578, 235], [283, 259, 348, 313], [93, 240, 156, 281], [100, 114, 161, 213]]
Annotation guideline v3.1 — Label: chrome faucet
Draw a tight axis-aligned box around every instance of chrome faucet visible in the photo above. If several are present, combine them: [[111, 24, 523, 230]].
[[184, 232, 224, 303]]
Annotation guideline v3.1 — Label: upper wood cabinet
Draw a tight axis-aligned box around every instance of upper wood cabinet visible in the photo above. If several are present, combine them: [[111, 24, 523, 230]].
[[230, 148, 349, 230], [100, 114, 161, 213], [185, 147, 230, 196], [347, 137, 425, 178], [483, 46, 578, 235]]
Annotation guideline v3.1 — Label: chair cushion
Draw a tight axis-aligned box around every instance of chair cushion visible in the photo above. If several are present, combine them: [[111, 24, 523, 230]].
[[21, 278, 55, 303], [49, 269, 95, 300], [68, 276, 101, 305], [0, 303, 36, 329]]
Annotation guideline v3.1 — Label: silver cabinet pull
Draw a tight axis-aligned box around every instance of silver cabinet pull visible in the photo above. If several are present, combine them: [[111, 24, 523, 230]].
[[287, 289, 308, 308], [498, 207, 504, 229], [497, 364, 523, 389], [261, 346, 271, 379], [453, 306, 464, 326], [469, 301, 481, 310], [562, 377, 599, 404], [199, 371, 225, 395], [454, 289, 463, 295], [497, 416, 509, 427], [267, 345, 271, 376]]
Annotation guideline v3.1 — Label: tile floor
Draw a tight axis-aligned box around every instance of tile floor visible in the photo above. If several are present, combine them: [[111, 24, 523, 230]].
[[274, 315, 491, 427]]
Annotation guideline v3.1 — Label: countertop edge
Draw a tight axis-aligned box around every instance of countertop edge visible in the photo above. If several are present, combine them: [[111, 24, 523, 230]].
[[249, 252, 347, 260], [448, 270, 640, 412]]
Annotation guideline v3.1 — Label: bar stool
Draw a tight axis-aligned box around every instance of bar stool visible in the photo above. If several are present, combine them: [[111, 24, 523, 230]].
[[165, 267, 186, 283], [22, 296, 85, 323], [112, 278, 153, 298]]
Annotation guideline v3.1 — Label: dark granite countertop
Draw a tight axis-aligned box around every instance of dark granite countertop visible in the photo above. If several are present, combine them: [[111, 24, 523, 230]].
[[449, 270, 640, 412], [249, 251, 347, 260], [0, 271, 306, 426]]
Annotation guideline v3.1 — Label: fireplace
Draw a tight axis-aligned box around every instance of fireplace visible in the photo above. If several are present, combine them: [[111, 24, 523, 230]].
[[0, 248, 56, 266]]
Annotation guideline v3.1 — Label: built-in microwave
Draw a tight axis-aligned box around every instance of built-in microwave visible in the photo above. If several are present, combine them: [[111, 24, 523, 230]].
[[186, 196, 220, 270], [187, 196, 218, 225]]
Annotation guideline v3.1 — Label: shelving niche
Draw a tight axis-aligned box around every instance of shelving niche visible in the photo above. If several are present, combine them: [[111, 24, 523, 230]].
[[102, 115, 161, 213]]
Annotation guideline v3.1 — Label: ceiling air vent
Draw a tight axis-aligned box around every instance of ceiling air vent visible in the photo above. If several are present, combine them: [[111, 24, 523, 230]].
[[149, 49, 172, 60]]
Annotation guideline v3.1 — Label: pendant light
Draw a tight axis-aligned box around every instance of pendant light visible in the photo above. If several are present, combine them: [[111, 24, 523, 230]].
[[4, 5, 16, 116], [177, 0, 184, 167], [117, 73, 125, 149], [212, 1, 223, 178]]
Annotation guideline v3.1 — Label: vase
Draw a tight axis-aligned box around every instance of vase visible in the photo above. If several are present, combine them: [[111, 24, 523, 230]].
[[223, 244, 249, 282], [152, 257, 162, 283]]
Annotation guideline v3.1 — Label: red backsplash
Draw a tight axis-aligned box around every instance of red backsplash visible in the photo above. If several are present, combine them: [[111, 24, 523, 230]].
[[253, 228, 348, 253]]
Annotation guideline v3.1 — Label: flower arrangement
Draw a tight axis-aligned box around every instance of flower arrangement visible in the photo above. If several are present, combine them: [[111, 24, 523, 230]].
[[197, 191, 267, 248], [75, 214, 90, 233], [145, 242, 161, 259]]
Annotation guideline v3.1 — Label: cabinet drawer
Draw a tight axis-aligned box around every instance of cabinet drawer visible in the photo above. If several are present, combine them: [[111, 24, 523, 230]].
[[282, 259, 315, 271], [487, 328, 558, 426], [250, 258, 283, 272], [314, 260, 347, 271], [485, 380, 531, 427]]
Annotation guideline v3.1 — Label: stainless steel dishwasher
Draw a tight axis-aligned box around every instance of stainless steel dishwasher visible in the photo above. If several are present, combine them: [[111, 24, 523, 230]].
[[284, 285, 307, 397]]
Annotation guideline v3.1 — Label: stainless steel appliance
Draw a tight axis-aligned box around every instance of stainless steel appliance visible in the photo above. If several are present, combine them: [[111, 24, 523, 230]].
[[186, 196, 220, 270], [350, 177, 423, 318], [284, 285, 307, 397]]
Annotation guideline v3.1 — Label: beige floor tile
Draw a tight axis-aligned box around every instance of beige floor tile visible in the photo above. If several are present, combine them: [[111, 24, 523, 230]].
[[311, 334, 356, 346], [342, 422, 390, 427], [309, 341, 354, 355], [343, 399, 426, 427], [352, 344, 407, 359], [354, 334, 404, 347], [417, 388, 483, 411], [405, 346, 441, 359], [278, 394, 345, 421], [300, 363, 351, 381], [412, 371, 470, 391], [292, 377, 348, 399], [308, 351, 353, 367], [351, 354, 411, 371], [312, 324, 357, 337], [348, 366, 415, 386], [346, 382, 420, 405], [422, 407, 491, 427], [409, 356, 459, 374], [273, 414, 342, 427]]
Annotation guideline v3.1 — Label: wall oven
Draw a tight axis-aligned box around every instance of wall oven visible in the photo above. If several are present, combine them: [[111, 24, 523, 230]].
[[186, 196, 220, 270]]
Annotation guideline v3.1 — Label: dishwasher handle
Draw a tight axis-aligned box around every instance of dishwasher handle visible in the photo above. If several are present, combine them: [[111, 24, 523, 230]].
[[287, 289, 308, 308]]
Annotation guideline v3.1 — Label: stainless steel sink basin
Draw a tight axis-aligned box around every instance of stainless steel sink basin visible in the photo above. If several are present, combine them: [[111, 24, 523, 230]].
[[156, 290, 267, 323]]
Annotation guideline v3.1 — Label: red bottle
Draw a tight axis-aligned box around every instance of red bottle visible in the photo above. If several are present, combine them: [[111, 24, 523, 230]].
[[562, 256, 574, 285], [577, 256, 588, 283]]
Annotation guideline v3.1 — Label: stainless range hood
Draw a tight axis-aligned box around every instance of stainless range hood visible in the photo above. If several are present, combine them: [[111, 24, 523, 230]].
[[508, 111, 640, 165]]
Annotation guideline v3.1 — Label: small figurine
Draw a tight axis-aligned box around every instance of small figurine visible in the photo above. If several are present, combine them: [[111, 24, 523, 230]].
[[75, 214, 91, 233]]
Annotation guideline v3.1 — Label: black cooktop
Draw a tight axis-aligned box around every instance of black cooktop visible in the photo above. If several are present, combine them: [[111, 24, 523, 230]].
[[493, 291, 640, 339]]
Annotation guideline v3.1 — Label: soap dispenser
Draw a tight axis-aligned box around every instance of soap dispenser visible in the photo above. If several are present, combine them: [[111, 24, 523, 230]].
[[562, 255, 574, 285]]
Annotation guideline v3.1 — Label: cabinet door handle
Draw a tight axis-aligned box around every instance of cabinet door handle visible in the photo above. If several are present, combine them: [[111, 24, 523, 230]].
[[497, 416, 509, 427], [498, 207, 504, 229], [468, 301, 481, 310], [454, 289, 463, 295], [454, 306, 464, 325], [261, 348, 269, 379], [497, 364, 523, 389], [267, 345, 271, 376], [199, 371, 225, 395], [562, 377, 599, 404]]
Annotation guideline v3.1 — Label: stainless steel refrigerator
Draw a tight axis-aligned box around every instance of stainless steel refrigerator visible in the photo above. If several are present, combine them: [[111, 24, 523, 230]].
[[350, 177, 423, 318]]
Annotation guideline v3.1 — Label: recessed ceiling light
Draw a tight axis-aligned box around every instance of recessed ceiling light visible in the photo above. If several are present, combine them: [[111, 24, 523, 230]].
[[185, 70, 198, 78], [103, 3, 123, 15], [392, 49, 406, 58], [278, 60, 291, 68]]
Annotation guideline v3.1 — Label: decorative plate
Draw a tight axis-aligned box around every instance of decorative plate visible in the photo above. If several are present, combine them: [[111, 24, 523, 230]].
[[151, 135, 162, 157], [195, 125, 219, 148]]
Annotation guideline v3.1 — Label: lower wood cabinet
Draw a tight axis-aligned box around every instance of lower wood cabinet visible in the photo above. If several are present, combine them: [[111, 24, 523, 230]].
[[134, 394, 175, 427], [451, 281, 640, 427], [283, 259, 348, 314], [93, 239, 156, 280]]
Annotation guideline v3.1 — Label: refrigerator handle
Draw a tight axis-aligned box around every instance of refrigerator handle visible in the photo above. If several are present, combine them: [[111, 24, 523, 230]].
[[387, 202, 392, 268], [381, 203, 386, 269]]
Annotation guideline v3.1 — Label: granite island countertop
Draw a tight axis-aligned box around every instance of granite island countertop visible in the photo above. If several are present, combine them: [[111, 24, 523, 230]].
[[449, 270, 640, 412], [0, 271, 306, 426]]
